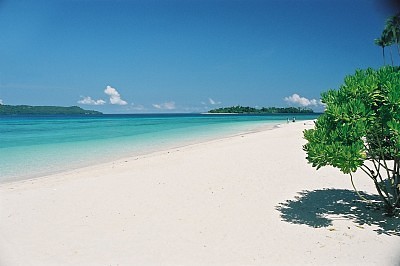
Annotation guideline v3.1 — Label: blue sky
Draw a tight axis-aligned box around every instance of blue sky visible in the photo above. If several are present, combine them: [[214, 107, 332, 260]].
[[0, 0, 396, 113]]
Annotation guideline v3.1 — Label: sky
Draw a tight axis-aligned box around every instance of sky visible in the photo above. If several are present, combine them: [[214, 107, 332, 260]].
[[0, 0, 397, 113]]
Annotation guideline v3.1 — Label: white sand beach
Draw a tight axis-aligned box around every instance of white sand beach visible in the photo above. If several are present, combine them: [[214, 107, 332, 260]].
[[1, 121, 399, 265]]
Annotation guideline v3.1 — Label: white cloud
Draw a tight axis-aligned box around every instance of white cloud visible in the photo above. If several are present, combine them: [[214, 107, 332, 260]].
[[152, 101, 176, 110], [104, 85, 128, 105], [284, 93, 319, 107], [130, 103, 146, 111], [78, 96, 106, 105], [0, 99, 3, 105], [208, 98, 221, 105]]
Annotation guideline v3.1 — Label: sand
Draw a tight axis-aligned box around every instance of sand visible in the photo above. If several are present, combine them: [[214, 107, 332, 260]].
[[0, 121, 399, 265]]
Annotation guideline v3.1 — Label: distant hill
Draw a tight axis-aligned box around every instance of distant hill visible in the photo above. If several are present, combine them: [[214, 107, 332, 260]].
[[208, 105, 314, 114], [0, 105, 102, 115]]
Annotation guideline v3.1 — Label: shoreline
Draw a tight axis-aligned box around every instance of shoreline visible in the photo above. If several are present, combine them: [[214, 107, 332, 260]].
[[2, 122, 282, 186], [0, 120, 281, 185], [1, 121, 399, 265]]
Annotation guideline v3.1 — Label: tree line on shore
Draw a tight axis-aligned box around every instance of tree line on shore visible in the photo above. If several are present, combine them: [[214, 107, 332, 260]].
[[0, 105, 102, 115], [208, 105, 314, 114]]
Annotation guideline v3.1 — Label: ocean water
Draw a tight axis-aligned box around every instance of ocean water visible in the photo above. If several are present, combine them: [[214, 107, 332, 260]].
[[0, 113, 319, 183]]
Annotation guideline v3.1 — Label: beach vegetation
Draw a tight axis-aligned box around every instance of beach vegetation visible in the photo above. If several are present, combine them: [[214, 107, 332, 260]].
[[303, 66, 400, 216], [375, 13, 400, 65], [208, 105, 314, 114], [374, 32, 393, 66], [0, 105, 102, 115]]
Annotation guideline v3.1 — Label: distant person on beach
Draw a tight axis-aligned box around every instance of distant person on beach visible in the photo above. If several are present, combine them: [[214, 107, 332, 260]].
[[292, 117, 296, 122]]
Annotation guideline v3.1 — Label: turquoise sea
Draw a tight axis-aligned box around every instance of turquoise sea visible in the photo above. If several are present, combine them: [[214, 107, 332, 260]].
[[0, 113, 319, 183]]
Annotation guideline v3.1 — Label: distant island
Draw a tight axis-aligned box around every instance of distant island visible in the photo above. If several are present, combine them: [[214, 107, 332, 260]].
[[208, 106, 314, 114], [0, 105, 102, 115]]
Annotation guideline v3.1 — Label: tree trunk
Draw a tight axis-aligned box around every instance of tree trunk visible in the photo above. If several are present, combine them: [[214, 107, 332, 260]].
[[397, 43, 400, 58], [383, 47, 386, 65]]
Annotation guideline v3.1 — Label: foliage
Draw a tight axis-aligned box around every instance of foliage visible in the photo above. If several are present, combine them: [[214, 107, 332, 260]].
[[374, 33, 392, 66], [385, 13, 400, 55], [375, 13, 400, 65], [209, 105, 314, 114], [303, 66, 400, 216], [0, 105, 102, 115]]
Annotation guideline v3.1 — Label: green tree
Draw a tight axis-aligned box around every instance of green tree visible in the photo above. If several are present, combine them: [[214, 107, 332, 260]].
[[0, 105, 102, 115], [385, 13, 400, 57], [375, 29, 394, 66], [303, 66, 400, 216], [208, 105, 314, 114], [385, 28, 395, 66], [374, 37, 387, 65]]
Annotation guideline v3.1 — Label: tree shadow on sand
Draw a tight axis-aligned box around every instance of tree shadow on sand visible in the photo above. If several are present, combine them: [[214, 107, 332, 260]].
[[276, 189, 400, 236]]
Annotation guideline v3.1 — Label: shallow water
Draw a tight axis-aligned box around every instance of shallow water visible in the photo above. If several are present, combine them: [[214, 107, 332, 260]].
[[0, 113, 319, 182]]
